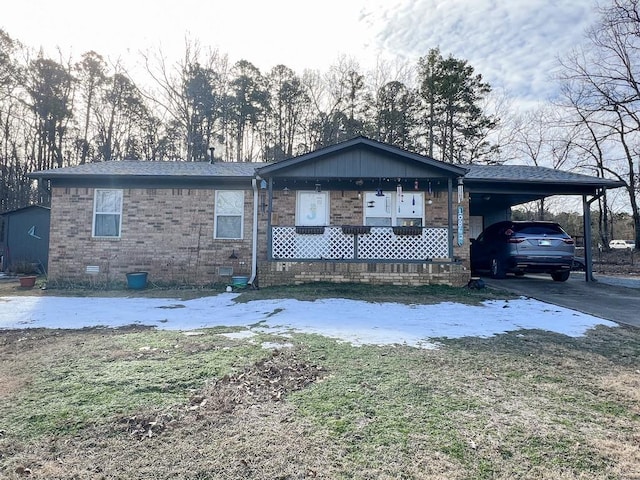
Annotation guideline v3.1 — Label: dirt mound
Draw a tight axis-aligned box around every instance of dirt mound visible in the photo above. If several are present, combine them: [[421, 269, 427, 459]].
[[120, 349, 328, 440]]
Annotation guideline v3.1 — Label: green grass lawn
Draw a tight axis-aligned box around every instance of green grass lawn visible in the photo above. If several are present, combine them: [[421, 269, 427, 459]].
[[0, 284, 639, 479]]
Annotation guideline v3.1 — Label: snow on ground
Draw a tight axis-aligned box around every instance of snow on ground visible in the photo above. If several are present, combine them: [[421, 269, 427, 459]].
[[0, 294, 618, 348]]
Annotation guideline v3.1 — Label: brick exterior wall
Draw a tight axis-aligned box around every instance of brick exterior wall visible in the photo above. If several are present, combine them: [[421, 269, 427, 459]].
[[266, 189, 470, 263], [48, 187, 260, 286], [47, 186, 470, 288]]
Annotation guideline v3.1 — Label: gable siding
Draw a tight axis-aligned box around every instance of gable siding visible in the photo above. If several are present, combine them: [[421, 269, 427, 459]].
[[269, 149, 456, 179]]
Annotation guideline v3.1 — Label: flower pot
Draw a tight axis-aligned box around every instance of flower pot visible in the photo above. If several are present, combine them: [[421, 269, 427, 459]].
[[126, 272, 148, 290], [19, 276, 37, 288], [231, 275, 249, 288], [393, 226, 423, 236], [295, 226, 325, 235]]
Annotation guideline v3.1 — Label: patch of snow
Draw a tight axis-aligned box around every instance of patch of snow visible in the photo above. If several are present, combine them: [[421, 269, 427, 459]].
[[0, 294, 618, 348]]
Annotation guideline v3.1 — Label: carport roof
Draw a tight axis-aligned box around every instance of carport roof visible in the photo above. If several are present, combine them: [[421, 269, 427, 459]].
[[465, 164, 623, 189], [464, 164, 624, 204]]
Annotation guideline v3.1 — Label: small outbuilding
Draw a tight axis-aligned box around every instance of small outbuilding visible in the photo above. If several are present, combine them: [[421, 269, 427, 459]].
[[0, 205, 51, 273]]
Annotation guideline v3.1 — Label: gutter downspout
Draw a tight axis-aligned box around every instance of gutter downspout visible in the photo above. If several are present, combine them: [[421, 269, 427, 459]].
[[248, 178, 259, 288]]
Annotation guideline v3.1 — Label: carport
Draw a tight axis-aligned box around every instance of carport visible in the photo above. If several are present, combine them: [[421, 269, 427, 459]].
[[463, 164, 625, 282]]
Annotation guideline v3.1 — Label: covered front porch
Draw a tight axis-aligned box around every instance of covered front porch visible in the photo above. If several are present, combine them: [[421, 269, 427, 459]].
[[255, 138, 471, 287]]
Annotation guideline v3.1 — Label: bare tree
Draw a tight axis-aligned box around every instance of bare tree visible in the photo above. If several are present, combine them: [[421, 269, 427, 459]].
[[141, 40, 229, 161], [75, 51, 107, 164], [557, 0, 640, 248]]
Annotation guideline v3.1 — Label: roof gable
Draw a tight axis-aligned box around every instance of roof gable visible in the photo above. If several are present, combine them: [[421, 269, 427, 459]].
[[257, 137, 467, 179]]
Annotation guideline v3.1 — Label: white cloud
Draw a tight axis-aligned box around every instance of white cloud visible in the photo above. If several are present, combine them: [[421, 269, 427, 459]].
[[2, 0, 600, 106], [366, 0, 599, 103]]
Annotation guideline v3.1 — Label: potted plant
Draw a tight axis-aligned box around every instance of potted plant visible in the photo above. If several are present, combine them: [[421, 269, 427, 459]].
[[126, 272, 149, 290], [12, 260, 39, 288], [18, 275, 37, 288]]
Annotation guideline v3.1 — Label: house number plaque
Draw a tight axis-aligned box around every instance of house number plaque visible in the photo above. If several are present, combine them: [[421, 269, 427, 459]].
[[457, 206, 464, 246]]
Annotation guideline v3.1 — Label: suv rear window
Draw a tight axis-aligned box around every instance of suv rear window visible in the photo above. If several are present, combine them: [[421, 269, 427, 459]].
[[512, 224, 565, 235]]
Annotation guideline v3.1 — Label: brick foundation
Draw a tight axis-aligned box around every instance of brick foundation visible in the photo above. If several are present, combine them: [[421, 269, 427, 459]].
[[258, 260, 471, 287]]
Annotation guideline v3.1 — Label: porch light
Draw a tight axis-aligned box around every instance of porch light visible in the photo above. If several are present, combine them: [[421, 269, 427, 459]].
[[376, 188, 384, 197], [315, 183, 322, 193], [282, 186, 290, 196]]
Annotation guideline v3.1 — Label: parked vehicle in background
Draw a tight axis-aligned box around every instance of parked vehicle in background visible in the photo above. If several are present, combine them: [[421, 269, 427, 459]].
[[470, 221, 575, 282], [609, 239, 635, 250], [571, 256, 586, 271]]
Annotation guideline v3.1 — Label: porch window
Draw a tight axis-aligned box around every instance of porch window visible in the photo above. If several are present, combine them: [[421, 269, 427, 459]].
[[296, 191, 329, 226], [215, 190, 244, 239], [364, 192, 424, 227], [93, 189, 123, 238]]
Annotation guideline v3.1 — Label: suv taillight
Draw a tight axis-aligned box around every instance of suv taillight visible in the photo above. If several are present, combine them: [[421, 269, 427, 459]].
[[562, 238, 575, 245], [508, 238, 525, 244]]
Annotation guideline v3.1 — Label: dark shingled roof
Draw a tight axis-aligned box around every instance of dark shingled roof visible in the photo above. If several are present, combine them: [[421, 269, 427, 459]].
[[30, 160, 266, 179], [465, 164, 623, 188], [29, 158, 624, 191]]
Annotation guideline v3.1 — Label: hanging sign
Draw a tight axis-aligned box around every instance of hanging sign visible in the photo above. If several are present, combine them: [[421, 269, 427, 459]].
[[457, 206, 464, 246]]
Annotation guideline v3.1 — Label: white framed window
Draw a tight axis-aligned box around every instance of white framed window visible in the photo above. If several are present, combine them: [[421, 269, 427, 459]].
[[215, 190, 244, 239], [364, 192, 424, 227], [296, 191, 329, 226], [92, 189, 123, 238]]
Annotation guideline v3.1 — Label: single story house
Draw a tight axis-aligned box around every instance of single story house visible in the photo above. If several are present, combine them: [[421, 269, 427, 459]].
[[30, 137, 622, 287], [0, 205, 51, 273]]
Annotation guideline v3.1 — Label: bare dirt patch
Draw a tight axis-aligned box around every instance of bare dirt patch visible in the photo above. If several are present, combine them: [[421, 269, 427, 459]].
[[591, 249, 640, 277]]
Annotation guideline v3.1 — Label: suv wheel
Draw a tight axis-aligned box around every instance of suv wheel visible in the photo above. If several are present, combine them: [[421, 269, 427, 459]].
[[551, 270, 570, 282], [490, 258, 506, 279]]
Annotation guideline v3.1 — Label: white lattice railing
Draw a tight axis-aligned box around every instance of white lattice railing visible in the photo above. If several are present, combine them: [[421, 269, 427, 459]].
[[270, 226, 449, 261]]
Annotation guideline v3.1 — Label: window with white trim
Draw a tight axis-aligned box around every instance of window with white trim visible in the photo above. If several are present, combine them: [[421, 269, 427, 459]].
[[296, 191, 329, 226], [215, 190, 244, 239], [92, 189, 123, 237], [364, 192, 423, 227]]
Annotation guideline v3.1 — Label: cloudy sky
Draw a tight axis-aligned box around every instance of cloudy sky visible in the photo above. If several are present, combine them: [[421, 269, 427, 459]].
[[3, 0, 600, 107]]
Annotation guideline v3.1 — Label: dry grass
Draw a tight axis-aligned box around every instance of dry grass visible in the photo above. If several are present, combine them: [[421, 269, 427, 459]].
[[0, 319, 639, 479]]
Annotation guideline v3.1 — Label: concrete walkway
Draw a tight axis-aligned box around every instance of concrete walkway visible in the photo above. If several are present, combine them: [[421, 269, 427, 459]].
[[484, 273, 640, 328]]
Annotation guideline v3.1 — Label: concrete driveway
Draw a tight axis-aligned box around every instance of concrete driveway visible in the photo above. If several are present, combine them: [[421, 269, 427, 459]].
[[483, 273, 640, 328]]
